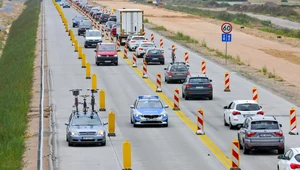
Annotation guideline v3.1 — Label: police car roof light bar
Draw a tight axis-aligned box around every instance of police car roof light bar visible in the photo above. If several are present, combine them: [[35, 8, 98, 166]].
[[138, 95, 159, 99]]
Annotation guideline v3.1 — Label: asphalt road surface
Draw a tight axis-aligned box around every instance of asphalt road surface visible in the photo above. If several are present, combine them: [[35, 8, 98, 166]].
[[47, 1, 300, 170]]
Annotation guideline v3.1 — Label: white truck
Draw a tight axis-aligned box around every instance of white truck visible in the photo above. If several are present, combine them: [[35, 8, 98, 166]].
[[115, 8, 144, 45]]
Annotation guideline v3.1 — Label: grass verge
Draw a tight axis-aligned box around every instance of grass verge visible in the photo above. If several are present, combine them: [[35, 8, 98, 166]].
[[0, 0, 40, 168], [167, 31, 199, 44]]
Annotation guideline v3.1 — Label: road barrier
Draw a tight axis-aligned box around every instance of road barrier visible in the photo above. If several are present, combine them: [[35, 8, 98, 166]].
[[117, 38, 121, 49], [74, 39, 78, 52], [252, 87, 258, 102], [111, 34, 114, 43], [108, 111, 116, 136], [99, 89, 106, 111], [196, 108, 205, 135], [230, 139, 241, 170], [151, 33, 154, 42], [123, 140, 132, 170], [289, 107, 299, 135], [156, 73, 162, 92], [184, 51, 189, 65], [201, 60, 206, 74], [224, 72, 231, 92], [101, 25, 104, 34], [123, 45, 128, 59], [71, 33, 75, 46], [78, 46, 82, 59], [173, 88, 180, 111], [143, 30, 146, 36], [142, 62, 148, 78], [86, 62, 91, 79], [81, 54, 86, 68], [160, 38, 163, 48], [92, 74, 97, 90], [65, 22, 69, 32], [105, 30, 109, 40], [68, 29, 72, 37], [132, 52, 137, 68], [172, 44, 176, 57]]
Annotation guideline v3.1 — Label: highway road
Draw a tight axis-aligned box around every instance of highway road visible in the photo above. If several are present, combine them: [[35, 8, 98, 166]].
[[48, 1, 300, 169], [46, 1, 228, 170]]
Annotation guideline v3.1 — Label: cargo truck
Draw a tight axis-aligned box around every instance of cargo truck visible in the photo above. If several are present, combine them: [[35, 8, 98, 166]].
[[115, 8, 144, 45]]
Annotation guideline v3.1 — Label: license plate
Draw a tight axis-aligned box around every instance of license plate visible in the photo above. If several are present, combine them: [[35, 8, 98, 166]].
[[259, 134, 271, 137], [105, 61, 111, 63], [146, 118, 155, 121], [152, 58, 158, 60], [196, 86, 203, 89], [83, 137, 93, 139]]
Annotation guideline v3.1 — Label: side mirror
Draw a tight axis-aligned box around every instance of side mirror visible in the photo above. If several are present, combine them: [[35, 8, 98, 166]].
[[277, 155, 285, 159], [210, 79, 212, 82], [65, 122, 69, 126], [223, 106, 228, 109], [130, 105, 134, 109], [164, 68, 167, 70], [279, 124, 282, 127], [103, 122, 108, 125], [260, 106, 262, 108], [94, 50, 97, 52], [164, 105, 169, 108]]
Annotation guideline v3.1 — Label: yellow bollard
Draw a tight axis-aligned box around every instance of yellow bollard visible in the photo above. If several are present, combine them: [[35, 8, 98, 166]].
[[71, 33, 75, 45], [65, 22, 69, 32], [91, 74, 97, 90], [123, 140, 132, 170], [99, 90, 106, 111], [68, 29, 72, 36], [74, 39, 78, 52], [78, 46, 82, 59], [86, 62, 91, 79], [108, 111, 116, 136], [81, 54, 86, 68]]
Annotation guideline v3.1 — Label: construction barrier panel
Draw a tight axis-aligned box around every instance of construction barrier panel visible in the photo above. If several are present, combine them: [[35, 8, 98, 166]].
[[196, 108, 205, 135], [173, 88, 180, 111], [230, 139, 241, 170], [201, 60, 206, 74], [252, 87, 258, 102], [224, 72, 231, 92], [160, 38, 163, 48], [142, 62, 148, 78], [184, 52, 189, 65], [132, 52, 137, 68], [289, 107, 299, 135], [156, 73, 162, 92]]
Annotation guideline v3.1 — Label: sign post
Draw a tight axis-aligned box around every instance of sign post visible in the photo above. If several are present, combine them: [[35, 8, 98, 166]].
[[221, 22, 232, 65]]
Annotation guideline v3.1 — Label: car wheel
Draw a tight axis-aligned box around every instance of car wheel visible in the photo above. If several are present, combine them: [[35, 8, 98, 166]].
[[164, 77, 167, 82], [243, 145, 250, 154], [115, 62, 118, 66], [130, 117, 133, 124], [229, 118, 235, 129], [278, 148, 285, 154], [66, 136, 68, 142], [72, 24, 75, 28], [166, 79, 171, 84], [208, 95, 213, 100], [96, 62, 100, 66], [133, 124, 138, 127], [78, 33, 80, 36], [161, 61, 164, 65], [84, 45, 87, 48], [237, 135, 243, 149], [224, 115, 228, 126], [182, 92, 185, 98], [68, 141, 73, 146], [185, 94, 189, 100], [101, 140, 106, 146], [163, 123, 168, 127]]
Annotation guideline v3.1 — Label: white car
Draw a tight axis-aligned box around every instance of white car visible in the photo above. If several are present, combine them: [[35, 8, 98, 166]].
[[277, 148, 300, 170], [223, 100, 264, 129], [84, 29, 102, 48], [135, 41, 156, 58], [127, 36, 147, 51]]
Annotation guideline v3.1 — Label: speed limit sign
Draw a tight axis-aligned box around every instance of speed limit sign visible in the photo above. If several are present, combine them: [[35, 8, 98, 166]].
[[221, 23, 232, 34]]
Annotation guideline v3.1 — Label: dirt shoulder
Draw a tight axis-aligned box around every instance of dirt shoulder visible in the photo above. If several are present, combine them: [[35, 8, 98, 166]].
[[22, 8, 50, 170], [96, 0, 300, 106]]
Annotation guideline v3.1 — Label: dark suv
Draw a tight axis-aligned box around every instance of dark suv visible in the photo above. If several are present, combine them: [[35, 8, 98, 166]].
[[164, 62, 190, 83], [99, 14, 110, 24], [77, 20, 93, 36], [237, 115, 285, 155], [182, 74, 213, 100]]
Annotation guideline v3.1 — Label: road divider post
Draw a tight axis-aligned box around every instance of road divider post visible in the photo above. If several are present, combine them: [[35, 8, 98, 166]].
[[123, 45, 128, 59], [68, 29, 72, 36], [110, 34, 114, 43], [117, 38, 121, 49], [156, 73, 162, 92], [105, 30, 109, 40], [196, 108, 205, 135], [252, 87, 258, 102], [101, 25, 104, 34], [201, 60, 206, 74], [74, 39, 78, 52], [122, 140, 132, 170], [224, 72, 231, 92], [65, 22, 69, 32], [184, 51, 189, 65], [230, 138, 241, 170], [143, 30, 146, 36], [91, 74, 97, 90], [132, 52, 137, 68], [289, 107, 299, 135], [71, 33, 75, 46], [78, 46, 82, 59], [160, 38, 163, 49], [172, 44, 176, 57], [173, 88, 180, 111], [108, 111, 116, 136], [99, 90, 106, 111], [142, 62, 148, 78], [151, 33, 154, 42], [86, 62, 91, 79], [81, 54, 86, 68]]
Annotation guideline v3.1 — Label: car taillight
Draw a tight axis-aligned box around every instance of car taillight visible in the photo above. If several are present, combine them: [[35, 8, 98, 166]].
[[138, 48, 143, 50], [274, 131, 283, 136], [247, 132, 257, 137], [167, 72, 172, 76], [232, 111, 241, 115], [186, 84, 192, 88], [257, 111, 264, 115], [290, 163, 300, 169], [186, 71, 190, 76], [207, 84, 212, 88], [131, 41, 135, 43], [160, 54, 164, 57], [146, 54, 149, 57]]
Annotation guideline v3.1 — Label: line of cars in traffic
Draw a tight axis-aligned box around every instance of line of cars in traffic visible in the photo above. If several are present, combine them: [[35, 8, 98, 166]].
[[63, 3, 300, 170]]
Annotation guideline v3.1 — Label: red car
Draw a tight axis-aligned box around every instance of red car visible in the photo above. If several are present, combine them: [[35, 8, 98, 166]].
[[111, 25, 117, 37], [94, 43, 120, 66]]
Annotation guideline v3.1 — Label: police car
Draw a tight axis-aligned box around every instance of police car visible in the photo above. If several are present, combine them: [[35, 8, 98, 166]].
[[130, 95, 169, 127]]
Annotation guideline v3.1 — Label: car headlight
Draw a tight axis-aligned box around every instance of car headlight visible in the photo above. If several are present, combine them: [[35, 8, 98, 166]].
[[134, 112, 142, 117], [161, 112, 168, 117], [97, 55, 101, 57], [114, 55, 118, 57], [97, 130, 104, 135], [71, 130, 78, 136]]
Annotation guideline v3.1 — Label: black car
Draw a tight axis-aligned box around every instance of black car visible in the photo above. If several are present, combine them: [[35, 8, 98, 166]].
[[108, 15, 116, 22], [182, 74, 213, 100], [72, 16, 86, 27], [143, 48, 164, 65], [99, 14, 110, 24], [78, 20, 93, 36], [93, 12, 103, 21]]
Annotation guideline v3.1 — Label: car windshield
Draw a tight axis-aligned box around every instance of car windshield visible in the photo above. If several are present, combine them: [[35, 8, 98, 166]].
[[71, 115, 101, 126], [189, 77, 209, 83], [80, 21, 92, 26], [99, 45, 116, 51], [295, 154, 300, 163], [148, 49, 163, 54], [74, 17, 85, 21], [170, 65, 188, 71], [137, 100, 163, 108], [251, 120, 279, 130], [87, 31, 101, 37], [141, 44, 154, 47], [236, 103, 260, 111], [133, 37, 145, 40]]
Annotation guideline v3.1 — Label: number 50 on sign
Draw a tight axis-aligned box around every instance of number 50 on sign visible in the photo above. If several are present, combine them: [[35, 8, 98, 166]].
[[221, 22, 232, 34]]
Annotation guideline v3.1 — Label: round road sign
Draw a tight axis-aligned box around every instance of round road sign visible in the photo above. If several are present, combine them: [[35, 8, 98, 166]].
[[221, 23, 232, 34]]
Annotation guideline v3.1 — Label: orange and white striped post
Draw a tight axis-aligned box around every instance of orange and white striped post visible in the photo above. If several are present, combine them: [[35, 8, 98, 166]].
[[252, 87, 258, 102], [184, 51, 189, 65], [105, 30, 109, 40], [289, 107, 299, 135], [230, 139, 241, 170], [132, 52, 137, 68], [172, 44, 176, 57], [142, 62, 148, 78], [224, 72, 231, 92], [156, 73, 162, 92], [117, 38, 121, 49], [110, 34, 114, 43], [123, 45, 128, 59], [151, 33, 154, 42], [160, 38, 163, 49], [173, 88, 180, 111], [143, 30, 146, 36], [196, 108, 205, 135], [101, 25, 104, 34], [201, 60, 206, 74]]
